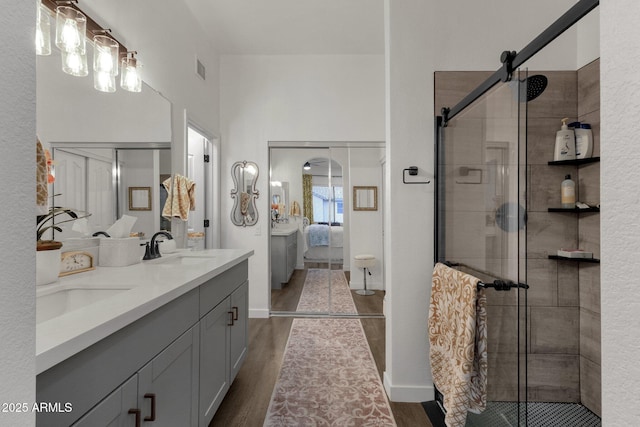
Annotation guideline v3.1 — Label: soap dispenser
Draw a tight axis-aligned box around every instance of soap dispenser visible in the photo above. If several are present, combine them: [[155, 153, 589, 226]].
[[554, 118, 576, 161]]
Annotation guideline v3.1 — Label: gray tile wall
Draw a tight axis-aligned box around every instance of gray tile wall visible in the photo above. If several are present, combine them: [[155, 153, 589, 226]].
[[435, 62, 601, 413]]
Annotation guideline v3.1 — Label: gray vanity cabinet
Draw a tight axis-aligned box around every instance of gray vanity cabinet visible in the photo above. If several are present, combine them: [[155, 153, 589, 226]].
[[229, 282, 248, 380], [271, 229, 298, 289], [199, 280, 248, 427], [72, 375, 137, 427], [38, 260, 249, 427], [137, 325, 200, 426]]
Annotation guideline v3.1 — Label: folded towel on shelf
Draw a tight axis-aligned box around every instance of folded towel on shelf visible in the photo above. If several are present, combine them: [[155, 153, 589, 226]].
[[428, 262, 487, 427], [162, 174, 196, 221]]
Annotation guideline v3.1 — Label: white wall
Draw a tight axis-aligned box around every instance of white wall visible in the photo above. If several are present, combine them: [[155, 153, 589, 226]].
[[383, 0, 594, 403], [601, 1, 640, 424], [0, 2, 36, 425], [79, 0, 221, 243], [349, 147, 384, 289], [220, 55, 385, 318]]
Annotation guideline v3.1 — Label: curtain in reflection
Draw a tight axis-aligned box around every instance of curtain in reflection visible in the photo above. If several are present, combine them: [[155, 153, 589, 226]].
[[303, 174, 313, 223]]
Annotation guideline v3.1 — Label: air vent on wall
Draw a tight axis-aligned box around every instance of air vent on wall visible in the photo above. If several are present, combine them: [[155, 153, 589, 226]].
[[196, 57, 206, 80]]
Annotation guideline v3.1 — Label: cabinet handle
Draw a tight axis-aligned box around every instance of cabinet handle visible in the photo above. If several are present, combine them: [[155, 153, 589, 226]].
[[144, 393, 156, 421], [232, 306, 239, 321], [228, 311, 235, 326], [128, 408, 141, 427]]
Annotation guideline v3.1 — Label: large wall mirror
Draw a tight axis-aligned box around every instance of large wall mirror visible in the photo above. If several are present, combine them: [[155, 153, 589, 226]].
[[37, 40, 173, 240]]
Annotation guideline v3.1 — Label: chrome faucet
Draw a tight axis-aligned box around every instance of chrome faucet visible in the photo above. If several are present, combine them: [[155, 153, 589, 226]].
[[144, 231, 173, 260]]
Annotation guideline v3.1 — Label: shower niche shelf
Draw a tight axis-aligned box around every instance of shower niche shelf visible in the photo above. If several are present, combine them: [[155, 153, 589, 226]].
[[548, 207, 599, 213], [548, 255, 600, 263], [547, 156, 600, 166]]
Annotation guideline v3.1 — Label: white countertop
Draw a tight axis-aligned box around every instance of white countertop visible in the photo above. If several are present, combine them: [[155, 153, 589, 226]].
[[36, 248, 253, 375]]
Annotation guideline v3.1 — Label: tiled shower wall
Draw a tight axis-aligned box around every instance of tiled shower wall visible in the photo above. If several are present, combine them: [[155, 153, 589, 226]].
[[435, 60, 601, 415]]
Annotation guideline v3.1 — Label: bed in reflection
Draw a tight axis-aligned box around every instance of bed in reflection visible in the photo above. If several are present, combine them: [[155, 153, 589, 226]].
[[303, 223, 344, 262]]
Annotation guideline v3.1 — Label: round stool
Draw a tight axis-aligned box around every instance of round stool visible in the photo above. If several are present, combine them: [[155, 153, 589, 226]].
[[354, 254, 376, 296]]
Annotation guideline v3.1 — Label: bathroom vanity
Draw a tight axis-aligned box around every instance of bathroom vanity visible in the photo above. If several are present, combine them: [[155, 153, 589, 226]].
[[271, 226, 298, 289], [35, 249, 253, 427]]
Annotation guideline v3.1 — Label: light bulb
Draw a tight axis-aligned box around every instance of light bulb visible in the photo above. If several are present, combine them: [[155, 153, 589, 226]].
[[55, 6, 86, 54], [93, 35, 119, 76], [61, 50, 88, 77], [94, 71, 116, 93], [120, 56, 142, 92], [36, 5, 51, 56]]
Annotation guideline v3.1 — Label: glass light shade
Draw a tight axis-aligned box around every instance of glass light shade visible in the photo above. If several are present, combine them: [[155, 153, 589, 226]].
[[94, 71, 116, 93], [61, 50, 88, 77], [36, 5, 51, 56], [93, 35, 119, 76], [55, 6, 86, 54], [120, 57, 142, 92]]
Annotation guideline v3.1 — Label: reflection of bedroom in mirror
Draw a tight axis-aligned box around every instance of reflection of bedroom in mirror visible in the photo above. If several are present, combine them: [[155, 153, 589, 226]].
[[268, 143, 385, 317]]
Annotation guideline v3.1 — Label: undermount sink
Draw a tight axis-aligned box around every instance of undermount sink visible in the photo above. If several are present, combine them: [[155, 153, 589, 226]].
[[36, 287, 131, 324], [146, 253, 215, 266]]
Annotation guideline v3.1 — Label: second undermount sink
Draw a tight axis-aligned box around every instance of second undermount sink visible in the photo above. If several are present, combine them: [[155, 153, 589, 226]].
[[36, 287, 131, 324]]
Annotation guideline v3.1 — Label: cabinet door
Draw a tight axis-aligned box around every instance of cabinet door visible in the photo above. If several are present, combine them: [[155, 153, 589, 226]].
[[199, 297, 231, 427], [286, 233, 297, 278], [72, 375, 137, 427], [138, 325, 199, 427], [229, 281, 249, 381]]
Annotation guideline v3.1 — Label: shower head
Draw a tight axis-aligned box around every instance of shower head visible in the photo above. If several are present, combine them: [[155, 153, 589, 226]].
[[524, 74, 548, 102]]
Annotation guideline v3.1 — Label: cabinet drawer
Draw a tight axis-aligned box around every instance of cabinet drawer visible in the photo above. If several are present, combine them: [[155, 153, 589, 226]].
[[200, 260, 248, 316]]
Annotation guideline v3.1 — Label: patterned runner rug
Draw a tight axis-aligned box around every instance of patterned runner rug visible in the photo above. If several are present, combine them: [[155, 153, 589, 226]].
[[263, 318, 397, 426], [296, 269, 357, 314]]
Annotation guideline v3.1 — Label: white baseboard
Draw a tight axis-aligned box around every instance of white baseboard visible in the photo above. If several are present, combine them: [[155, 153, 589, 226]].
[[249, 308, 270, 318], [383, 371, 435, 402]]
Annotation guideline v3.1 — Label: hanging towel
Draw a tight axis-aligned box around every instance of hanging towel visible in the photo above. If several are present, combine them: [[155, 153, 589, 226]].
[[36, 139, 48, 215], [162, 174, 196, 221], [289, 200, 301, 217], [428, 262, 487, 427]]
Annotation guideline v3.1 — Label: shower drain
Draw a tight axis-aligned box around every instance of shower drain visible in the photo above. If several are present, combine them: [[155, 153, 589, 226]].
[[465, 401, 601, 427]]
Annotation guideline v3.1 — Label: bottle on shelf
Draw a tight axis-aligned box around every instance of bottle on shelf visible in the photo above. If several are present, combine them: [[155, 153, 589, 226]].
[[575, 123, 593, 159], [561, 174, 576, 208], [554, 118, 576, 161]]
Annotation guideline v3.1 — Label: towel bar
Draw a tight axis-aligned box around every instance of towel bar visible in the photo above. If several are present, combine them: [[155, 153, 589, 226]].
[[442, 261, 529, 291]]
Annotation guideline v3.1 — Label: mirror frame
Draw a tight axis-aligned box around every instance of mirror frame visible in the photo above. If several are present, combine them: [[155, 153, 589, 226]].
[[353, 186, 378, 211], [128, 187, 152, 211], [230, 160, 260, 226]]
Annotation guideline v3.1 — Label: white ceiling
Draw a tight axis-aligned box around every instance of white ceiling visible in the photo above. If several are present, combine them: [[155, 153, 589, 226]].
[[182, 0, 385, 54]]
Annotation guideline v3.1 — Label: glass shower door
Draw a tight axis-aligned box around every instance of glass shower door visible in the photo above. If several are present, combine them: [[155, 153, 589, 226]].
[[436, 72, 528, 426]]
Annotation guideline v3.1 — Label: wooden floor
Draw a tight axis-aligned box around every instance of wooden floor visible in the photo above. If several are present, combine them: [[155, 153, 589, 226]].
[[211, 268, 432, 427], [271, 268, 386, 314]]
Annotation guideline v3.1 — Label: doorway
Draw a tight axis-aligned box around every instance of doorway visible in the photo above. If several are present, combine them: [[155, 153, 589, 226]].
[[268, 142, 385, 317], [187, 124, 220, 249]]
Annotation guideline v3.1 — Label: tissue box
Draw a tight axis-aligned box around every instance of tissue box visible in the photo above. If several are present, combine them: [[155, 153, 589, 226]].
[[99, 237, 144, 267]]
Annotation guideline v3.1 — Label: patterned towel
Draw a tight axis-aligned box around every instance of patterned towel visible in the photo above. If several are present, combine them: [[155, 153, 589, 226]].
[[162, 174, 196, 221], [428, 263, 487, 427]]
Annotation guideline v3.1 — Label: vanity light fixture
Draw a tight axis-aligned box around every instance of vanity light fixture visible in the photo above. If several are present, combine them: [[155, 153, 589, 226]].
[[40, 0, 144, 94], [121, 52, 142, 93], [36, 4, 52, 56], [303, 162, 311, 170]]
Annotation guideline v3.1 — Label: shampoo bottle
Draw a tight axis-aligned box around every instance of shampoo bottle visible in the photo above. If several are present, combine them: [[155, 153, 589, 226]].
[[554, 118, 576, 161], [561, 174, 576, 208], [575, 123, 593, 159]]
